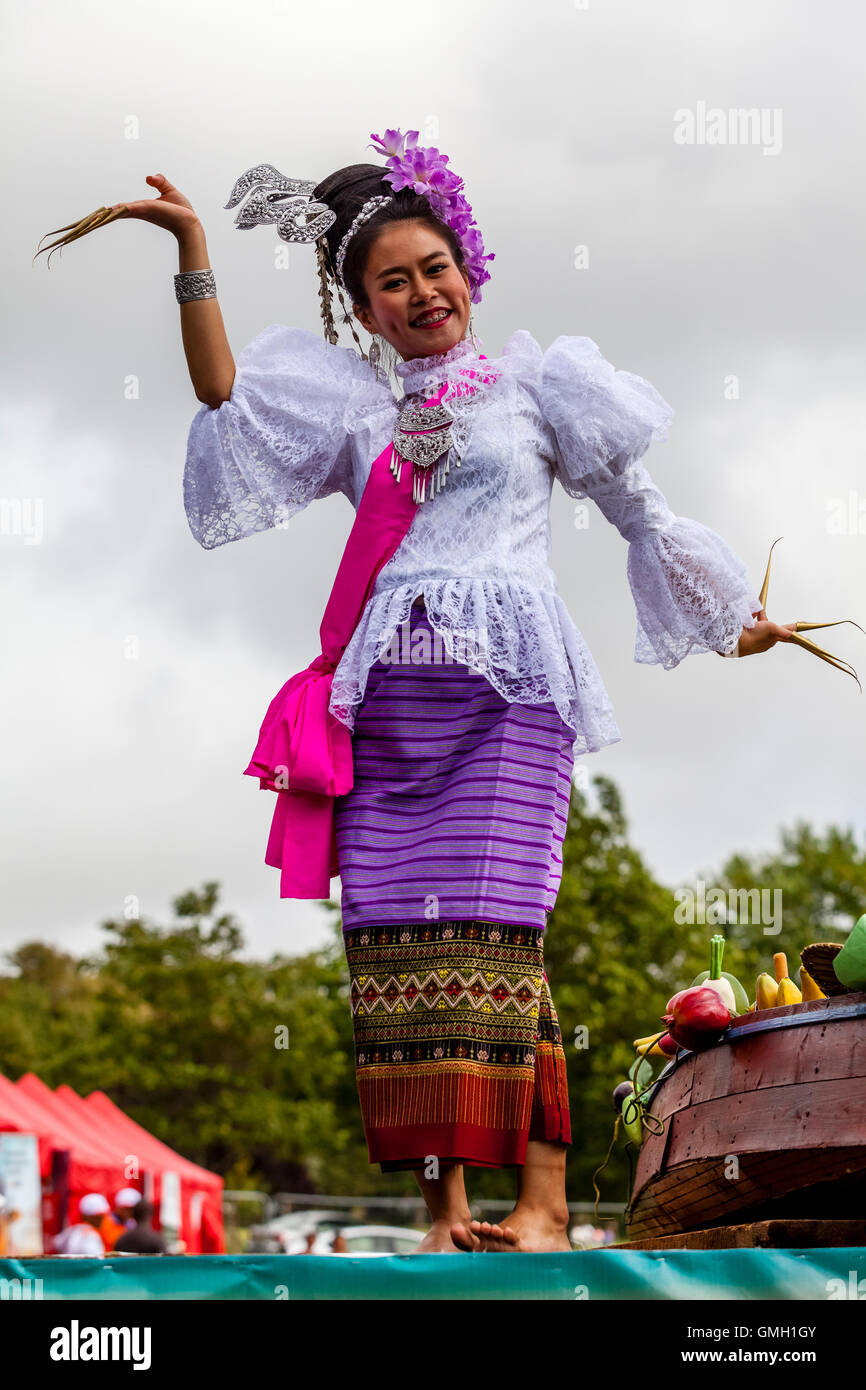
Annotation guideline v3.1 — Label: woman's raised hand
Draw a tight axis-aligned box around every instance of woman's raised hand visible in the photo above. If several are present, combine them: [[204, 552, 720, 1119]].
[[733, 539, 864, 686], [108, 174, 201, 240], [35, 173, 203, 265], [735, 612, 798, 657], [36, 173, 234, 408]]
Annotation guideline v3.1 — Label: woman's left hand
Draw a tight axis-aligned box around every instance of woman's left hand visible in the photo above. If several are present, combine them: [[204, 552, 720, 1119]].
[[735, 609, 799, 656]]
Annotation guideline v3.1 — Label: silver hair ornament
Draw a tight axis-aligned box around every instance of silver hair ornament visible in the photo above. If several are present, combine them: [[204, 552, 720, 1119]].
[[335, 195, 392, 288], [224, 164, 336, 243]]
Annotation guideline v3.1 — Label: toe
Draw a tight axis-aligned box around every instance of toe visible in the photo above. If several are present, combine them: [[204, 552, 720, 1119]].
[[450, 1221, 480, 1253]]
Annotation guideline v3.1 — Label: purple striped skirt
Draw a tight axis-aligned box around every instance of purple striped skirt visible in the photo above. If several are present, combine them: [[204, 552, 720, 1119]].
[[333, 601, 576, 931]]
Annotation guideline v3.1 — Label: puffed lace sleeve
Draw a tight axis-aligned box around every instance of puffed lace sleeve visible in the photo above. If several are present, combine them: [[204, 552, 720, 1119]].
[[183, 324, 382, 549], [540, 335, 763, 665]]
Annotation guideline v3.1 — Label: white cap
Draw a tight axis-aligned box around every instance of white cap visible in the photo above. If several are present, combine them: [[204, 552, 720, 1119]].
[[79, 1193, 110, 1216], [114, 1188, 142, 1208]]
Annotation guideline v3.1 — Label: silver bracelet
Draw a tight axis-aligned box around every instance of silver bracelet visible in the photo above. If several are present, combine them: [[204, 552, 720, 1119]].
[[721, 638, 741, 658], [174, 269, 216, 303]]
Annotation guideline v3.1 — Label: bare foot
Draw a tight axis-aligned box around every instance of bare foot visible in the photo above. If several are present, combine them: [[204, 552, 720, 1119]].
[[468, 1209, 572, 1253], [413, 1218, 473, 1253], [467, 1218, 517, 1251], [449, 1220, 482, 1252]]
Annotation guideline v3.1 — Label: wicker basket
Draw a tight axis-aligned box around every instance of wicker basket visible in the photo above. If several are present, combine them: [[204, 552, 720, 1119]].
[[800, 942, 848, 996]]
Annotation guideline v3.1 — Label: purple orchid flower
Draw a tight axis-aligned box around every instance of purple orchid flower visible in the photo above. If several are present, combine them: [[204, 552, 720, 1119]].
[[370, 126, 494, 303], [369, 130, 406, 158]]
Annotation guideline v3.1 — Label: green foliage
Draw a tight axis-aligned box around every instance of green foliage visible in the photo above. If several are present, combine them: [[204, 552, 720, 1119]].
[[0, 792, 863, 1208], [0, 884, 376, 1195]]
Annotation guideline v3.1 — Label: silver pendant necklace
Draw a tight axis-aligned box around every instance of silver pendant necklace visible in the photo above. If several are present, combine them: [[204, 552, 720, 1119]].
[[390, 398, 457, 504]]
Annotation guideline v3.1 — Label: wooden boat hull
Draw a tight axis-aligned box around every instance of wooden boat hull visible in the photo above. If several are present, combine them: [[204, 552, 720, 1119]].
[[627, 992, 866, 1241]]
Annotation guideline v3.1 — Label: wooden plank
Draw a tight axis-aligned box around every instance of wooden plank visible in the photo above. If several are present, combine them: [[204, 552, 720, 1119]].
[[628, 1148, 865, 1236], [668, 1077, 866, 1162], [627, 1146, 866, 1239], [634, 1140, 821, 1226], [728, 991, 866, 1028], [616, 1219, 866, 1251], [690, 1018, 866, 1104], [644, 1056, 694, 1123], [629, 1126, 671, 1207]]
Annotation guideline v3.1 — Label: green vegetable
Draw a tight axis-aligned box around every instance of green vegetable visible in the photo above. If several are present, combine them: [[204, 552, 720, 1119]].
[[621, 1092, 643, 1147], [623, 1055, 655, 1148], [628, 1055, 653, 1094], [834, 913, 866, 989]]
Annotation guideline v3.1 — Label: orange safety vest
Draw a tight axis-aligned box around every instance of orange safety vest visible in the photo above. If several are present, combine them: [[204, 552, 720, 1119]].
[[99, 1213, 127, 1251]]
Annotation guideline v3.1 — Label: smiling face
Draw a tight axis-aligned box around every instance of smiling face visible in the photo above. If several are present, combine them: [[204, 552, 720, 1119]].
[[352, 220, 472, 361]]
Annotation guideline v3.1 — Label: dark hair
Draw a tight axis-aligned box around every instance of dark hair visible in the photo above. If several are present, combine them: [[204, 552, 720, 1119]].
[[133, 1199, 153, 1224], [312, 163, 470, 308]]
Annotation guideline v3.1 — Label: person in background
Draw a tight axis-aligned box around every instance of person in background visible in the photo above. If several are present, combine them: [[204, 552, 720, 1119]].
[[53, 1193, 109, 1255], [99, 1187, 142, 1251], [113, 1199, 167, 1255]]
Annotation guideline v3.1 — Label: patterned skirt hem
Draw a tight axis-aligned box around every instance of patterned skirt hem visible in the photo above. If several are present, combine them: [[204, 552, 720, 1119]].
[[345, 918, 572, 1171]]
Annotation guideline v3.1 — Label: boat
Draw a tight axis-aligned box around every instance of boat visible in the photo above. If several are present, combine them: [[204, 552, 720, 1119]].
[[626, 991, 866, 1241]]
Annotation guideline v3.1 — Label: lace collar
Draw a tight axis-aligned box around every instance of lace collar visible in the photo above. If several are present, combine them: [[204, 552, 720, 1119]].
[[394, 336, 483, 394]]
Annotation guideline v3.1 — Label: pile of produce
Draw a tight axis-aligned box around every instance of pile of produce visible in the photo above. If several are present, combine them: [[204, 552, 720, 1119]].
[[755, 951, 821, 1008], [610, 934, 833, 1154], [595, 918, 864, 1212]]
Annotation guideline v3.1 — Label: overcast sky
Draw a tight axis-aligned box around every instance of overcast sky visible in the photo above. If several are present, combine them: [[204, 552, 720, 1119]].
[[3, 0, 864, 963]]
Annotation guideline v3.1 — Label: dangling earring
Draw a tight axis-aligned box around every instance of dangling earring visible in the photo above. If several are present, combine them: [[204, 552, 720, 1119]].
[[468, 310, 479, 351], [368, 333, 387, 386]]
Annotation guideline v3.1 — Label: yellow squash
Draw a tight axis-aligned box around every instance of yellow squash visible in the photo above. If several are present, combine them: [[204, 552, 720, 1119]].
[[800, 967, 825, 1001], [755, 973, 779, 1010], [776, 977, 803, 1005]]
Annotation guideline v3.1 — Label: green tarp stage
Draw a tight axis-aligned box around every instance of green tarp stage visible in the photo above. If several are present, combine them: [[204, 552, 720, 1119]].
[[2, 1250, 864, 1300]]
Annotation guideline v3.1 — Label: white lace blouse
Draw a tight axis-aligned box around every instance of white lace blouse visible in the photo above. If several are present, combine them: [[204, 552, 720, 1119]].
[[184, 326, 762, 756]]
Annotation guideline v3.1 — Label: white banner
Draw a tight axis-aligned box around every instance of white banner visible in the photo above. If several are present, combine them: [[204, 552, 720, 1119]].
[[0, 1132, 43, 1257]]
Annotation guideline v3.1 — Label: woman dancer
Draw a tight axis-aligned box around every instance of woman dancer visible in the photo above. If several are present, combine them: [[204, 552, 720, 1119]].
[[39, 128, 799, 1253]]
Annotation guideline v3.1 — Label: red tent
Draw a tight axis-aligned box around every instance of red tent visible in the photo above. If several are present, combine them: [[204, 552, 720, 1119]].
[[0, 1072, 127, 1236], [3, 1074, 224, 1253], [14, 1074, 130, 1226], [82, 1091, 224, 1253], [0, 1073, 61, 1176]]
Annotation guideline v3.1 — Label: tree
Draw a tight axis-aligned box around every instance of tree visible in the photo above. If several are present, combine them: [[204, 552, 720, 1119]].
[[1, 786, 863, 1209]]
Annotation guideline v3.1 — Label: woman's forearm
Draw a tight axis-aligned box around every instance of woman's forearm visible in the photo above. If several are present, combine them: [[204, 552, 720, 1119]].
[[177, 223, 236, 409]]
